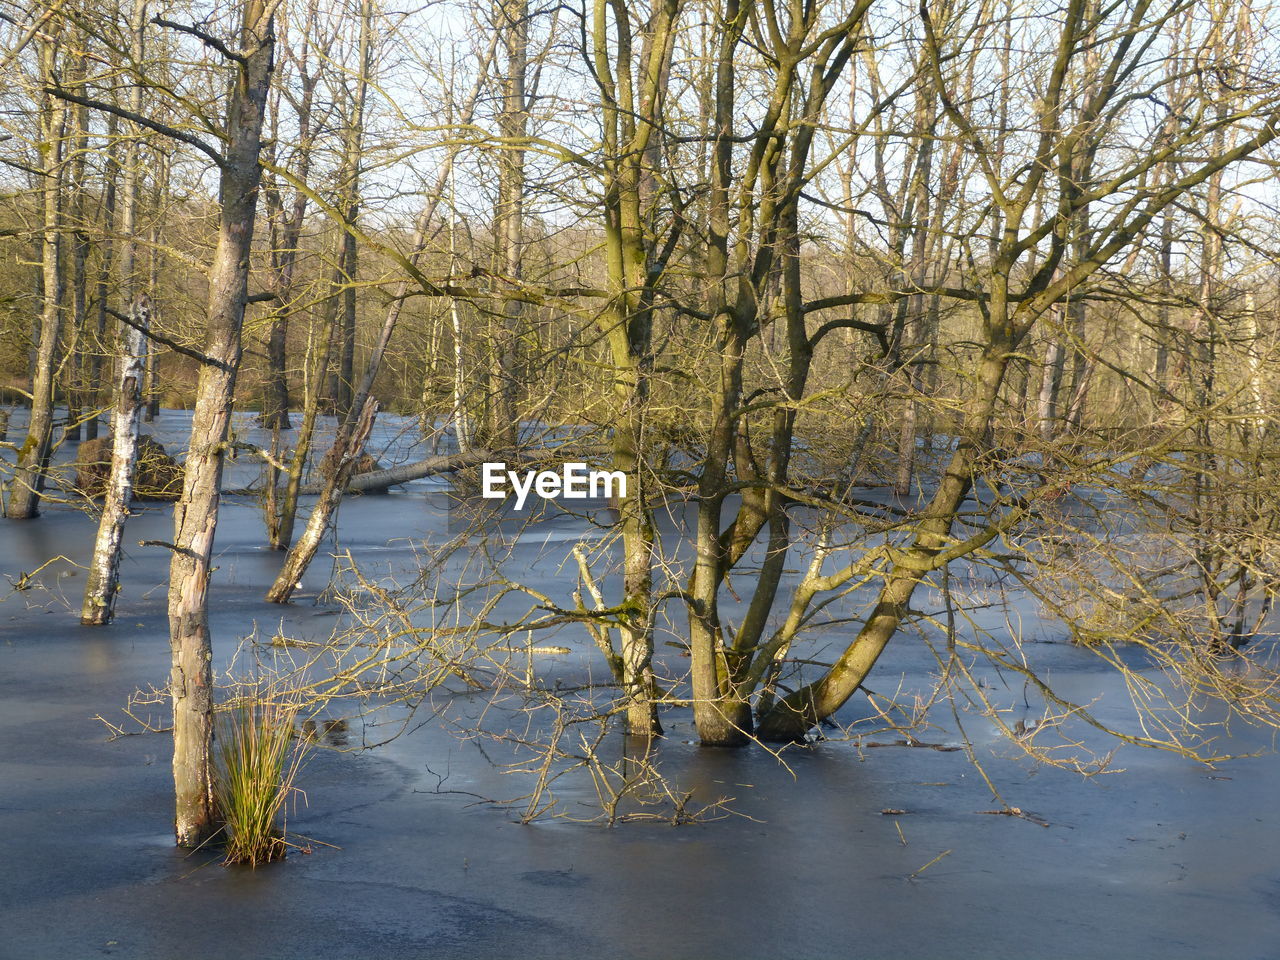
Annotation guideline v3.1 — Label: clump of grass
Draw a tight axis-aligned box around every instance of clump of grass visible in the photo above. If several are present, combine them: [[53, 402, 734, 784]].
[[214, 695, 306, 867]]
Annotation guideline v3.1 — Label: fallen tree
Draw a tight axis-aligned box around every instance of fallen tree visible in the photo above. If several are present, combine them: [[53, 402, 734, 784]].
[[297, 448, 493, 495]]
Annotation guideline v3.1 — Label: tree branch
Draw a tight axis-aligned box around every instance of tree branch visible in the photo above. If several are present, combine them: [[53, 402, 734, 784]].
[[106, 307, 230, 371], [152, 16, 245, 63], [45, 87, 225, 168]]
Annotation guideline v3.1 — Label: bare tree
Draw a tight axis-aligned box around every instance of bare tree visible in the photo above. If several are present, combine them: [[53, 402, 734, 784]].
[[79, 0, 151, 625], [162, 0, 277, 846], [756, 0, 1280, 740], [6, 24, 66, 520]]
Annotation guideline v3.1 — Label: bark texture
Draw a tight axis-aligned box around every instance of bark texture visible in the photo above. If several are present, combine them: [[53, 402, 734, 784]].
[[79, 0, 149, 618], [167, 1, 274, 847], [81, 298, 150, 625]]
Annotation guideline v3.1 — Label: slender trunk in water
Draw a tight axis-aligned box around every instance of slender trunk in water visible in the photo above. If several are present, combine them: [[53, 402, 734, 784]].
[[81, 298, 150, 624], [266, 192, 437, 601], [79, 0, 148, 619], [168, 0, 274, 847]]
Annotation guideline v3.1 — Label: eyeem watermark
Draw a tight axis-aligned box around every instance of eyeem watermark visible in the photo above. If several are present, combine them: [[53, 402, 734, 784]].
[[481, 462, 626, 509]]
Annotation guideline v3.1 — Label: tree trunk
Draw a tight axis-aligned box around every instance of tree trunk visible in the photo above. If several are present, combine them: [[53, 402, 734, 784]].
[[586, 0, 679, 737], [84, 111, 120, 444], [258, 0, 321, 431], [143, 153, 168, 423], [79, 0, 148, 623], [298, 447, 491, 494], [269, 306, 332, 550], [758, 346, 1011, 740], [268, 395, 377, 600], [7, 32, 67, 520], [489, 0, 528, 448], [66, 47, 90, 444], [260, 45, 320, 540], [330, 0, 372, 421], [81, 298, 150, 624], [893, 75, 939, 496], [261, 306, 291, 429], [1037, 333, 1065, 442], [613, 367, 663, 738], [335, 228, 358, 418], [266, 196, 436, 602], [167, 0, 274, 847], [685, 0, 748, 745]]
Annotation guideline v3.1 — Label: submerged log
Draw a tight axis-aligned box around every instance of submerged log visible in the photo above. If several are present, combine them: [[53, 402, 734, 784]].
[[289, 443, 638, 497]]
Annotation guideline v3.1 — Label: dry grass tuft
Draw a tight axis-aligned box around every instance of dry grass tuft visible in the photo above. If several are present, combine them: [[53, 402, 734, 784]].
[[214, 695, 306, 866]]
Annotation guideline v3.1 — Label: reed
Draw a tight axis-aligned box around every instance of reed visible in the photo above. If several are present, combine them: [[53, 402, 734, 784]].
[[213, 695, 305, 866]]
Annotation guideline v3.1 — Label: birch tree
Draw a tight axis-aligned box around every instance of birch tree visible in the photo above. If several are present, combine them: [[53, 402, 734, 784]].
[[79, 0, 150, 626]]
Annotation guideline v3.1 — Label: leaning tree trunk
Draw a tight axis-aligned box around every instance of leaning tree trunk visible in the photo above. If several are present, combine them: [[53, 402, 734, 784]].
[[81, 298, 149, 624], [269, 304, 333, 550], [267, 395, 377, 600], [264, 296, 397, 603], [266, 189, 438, 601], [167, 1, 274, 848], [7, 33, 67, 521], [757, 344, 1012, 741]]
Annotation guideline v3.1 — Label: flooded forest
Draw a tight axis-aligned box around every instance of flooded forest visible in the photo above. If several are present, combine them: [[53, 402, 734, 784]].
[[4, 0, 1280, 957]]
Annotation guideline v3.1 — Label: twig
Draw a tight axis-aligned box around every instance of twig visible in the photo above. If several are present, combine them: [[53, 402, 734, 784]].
[[976, 807, 1051, 828], [908, 848, 952, 879]]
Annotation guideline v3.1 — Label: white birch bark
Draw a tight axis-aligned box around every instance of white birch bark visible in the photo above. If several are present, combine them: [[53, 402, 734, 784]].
[[81, 298, 150, 624]]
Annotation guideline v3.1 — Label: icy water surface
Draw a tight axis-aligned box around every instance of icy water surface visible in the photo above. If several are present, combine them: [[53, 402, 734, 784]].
[[2, 410, 1280, 959]]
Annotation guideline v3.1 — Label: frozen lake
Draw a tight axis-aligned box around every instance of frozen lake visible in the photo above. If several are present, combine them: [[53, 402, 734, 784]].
[[2, 410, 1279, 959]]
